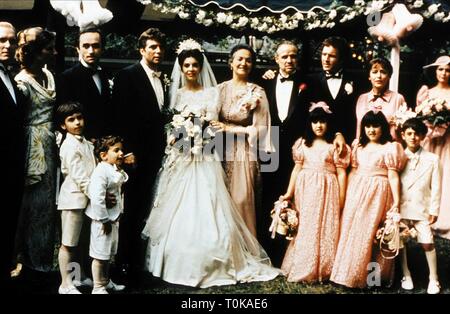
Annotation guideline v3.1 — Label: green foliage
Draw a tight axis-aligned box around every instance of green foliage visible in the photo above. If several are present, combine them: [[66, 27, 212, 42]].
[[103, 33, 139, 59]]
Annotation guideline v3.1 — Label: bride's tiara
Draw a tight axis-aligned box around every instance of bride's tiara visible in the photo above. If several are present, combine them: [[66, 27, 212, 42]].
[[176, 38, 204, 55]]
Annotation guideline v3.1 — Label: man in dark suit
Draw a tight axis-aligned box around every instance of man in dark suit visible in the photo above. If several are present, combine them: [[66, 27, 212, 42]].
[[58, 28, 111, 140], [260, 41, 310, 267], [0, 21, 25, 292], [111, 28, 167, 285], [308, 36, 364, 143]]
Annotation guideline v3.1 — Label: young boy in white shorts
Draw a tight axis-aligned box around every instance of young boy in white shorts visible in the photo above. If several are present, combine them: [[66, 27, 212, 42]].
[[56, 102, 96, 294], [400, 118, 442, 294], [86, 135, 128, 294]]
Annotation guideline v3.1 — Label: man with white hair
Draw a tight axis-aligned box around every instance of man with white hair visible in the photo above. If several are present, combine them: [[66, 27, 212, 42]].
[[0, 21, 25, 291]]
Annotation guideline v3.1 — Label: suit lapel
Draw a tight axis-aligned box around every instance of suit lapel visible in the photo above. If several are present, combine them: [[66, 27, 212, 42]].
[[268, 78, 281, 125], [319, 72, 334, 101], [135, 63, 160, 113], [0, 72, 17, 106], [285, 75, 303, 123], [404, 156, 432, 190]]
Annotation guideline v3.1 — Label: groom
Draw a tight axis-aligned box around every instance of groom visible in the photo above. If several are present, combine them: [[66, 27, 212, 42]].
[[112, 28, 167, 286]]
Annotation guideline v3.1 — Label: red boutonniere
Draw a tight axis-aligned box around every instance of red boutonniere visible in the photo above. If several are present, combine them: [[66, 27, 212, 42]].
[[298, 83, 307, 94]]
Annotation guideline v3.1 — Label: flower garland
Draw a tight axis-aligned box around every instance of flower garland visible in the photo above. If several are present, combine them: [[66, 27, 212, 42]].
[[136, 0, 450, 34]]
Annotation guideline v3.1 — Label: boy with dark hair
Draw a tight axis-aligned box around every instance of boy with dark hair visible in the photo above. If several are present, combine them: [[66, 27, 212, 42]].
[[400, 117, 441, 294]]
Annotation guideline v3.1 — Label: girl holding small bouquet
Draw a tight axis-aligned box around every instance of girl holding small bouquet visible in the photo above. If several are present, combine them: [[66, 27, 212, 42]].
[[330, 110, 406, 288], [416, 55, 450, 239], [280, 103, 350, 283]]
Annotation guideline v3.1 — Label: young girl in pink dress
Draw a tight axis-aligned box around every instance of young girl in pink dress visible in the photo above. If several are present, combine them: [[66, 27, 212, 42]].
[[330, 110, 406, 288], [280, 103, 350, 282]]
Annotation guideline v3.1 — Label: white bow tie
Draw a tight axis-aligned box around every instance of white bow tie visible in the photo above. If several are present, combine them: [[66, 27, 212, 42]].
[[407, 153, 419, 169], [152, 71, 162, 78]]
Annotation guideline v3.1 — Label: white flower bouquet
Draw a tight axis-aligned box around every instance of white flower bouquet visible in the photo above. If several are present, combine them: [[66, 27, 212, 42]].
[[415, 97, 450, 137], [393, 103, 417, 128], [269, 198, 298, 241], [165, 108, 216, 156]]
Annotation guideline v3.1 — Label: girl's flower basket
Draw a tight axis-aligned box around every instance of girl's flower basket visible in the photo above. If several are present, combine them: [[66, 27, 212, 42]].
[[269, 198, 298, 241]]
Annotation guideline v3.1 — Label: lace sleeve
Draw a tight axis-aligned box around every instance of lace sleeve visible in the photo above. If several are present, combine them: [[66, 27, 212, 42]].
[[205, 87, 219, 120]]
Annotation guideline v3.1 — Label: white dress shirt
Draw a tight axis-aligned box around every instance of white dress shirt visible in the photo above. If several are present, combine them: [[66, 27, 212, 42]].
[[326, 71, 343, 99], [0, 64, 17, 103], [276, 74, 293, 122], [140, 59, 164, 110], [80, 58, 102, 94]]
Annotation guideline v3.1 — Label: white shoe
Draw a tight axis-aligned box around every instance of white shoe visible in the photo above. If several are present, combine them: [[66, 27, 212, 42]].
[[73, 277, 94, 287], [427, 280, 440, 294], [106, 279, 126, 292], [58, 284, 82, 294], [401, 276, 414, 290], [92, 286, 109, 294]]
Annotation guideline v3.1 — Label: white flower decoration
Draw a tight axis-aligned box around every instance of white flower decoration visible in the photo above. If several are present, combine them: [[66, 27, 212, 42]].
[[176, 38, 204, 55], [344, 82, 353, 95]]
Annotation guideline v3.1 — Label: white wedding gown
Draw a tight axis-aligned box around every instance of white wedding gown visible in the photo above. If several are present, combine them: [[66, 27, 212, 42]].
[[142, 87, 280, 288]]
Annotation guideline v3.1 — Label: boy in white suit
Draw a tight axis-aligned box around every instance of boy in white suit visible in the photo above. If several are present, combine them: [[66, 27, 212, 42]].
[[86, 135, 128, 294], [56, 102, 96, 294], [400, 118, 441, 294]]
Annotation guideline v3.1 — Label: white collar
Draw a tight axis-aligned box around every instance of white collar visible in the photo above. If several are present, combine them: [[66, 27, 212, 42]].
[[80, 58, 101, 71]]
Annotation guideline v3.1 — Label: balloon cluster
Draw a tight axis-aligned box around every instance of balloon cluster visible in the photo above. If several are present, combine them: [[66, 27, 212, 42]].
[[368, 3, 423, 47], [50, 0, 113, 30]]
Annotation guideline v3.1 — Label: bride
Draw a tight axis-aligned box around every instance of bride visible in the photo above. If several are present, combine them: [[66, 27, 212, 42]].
[[141, 39, 280, 288]]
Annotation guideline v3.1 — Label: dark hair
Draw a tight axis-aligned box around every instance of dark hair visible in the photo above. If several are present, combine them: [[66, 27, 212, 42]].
[[138, 28, 166, 49], [178, 49, 204, 69], [56, 102, 84, 129], [322, 36, 348, 66], [77, 27, 103, 47], [229, 44, 256, 73], [359, 110, 392, 146], [369, 57, 393, 77], [94, 135, 124, 159], [402, 117, 428, 136], [304, 107, 335, 147], [423, 55, 450, 86], [15, 28, 55, 68]]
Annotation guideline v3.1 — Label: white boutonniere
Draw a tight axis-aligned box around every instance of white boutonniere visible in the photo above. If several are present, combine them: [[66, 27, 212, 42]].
[[108, 79, 114, 92], [163, 74, 171, 92], [344, 82, 353, 95]]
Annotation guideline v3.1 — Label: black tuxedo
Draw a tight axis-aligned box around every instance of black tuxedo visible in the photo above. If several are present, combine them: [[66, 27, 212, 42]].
[[57, 63, 112, 139], [260, 72, 310, 267], [0, 68, 25, 288], [111, 62, 166, 279], [308, 71, 361, 143]]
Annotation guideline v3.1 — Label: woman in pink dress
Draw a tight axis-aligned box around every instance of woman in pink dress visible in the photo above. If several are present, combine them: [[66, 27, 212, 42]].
[[280, 103, 350, 282], [212, 44, 272, 237], [330, 110, 406, 288], [355, 58, 406, 141], [416, 55, 450, 239]]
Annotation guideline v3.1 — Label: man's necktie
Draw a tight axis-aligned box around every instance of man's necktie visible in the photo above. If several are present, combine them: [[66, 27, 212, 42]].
[[152, 71, 162, 78]]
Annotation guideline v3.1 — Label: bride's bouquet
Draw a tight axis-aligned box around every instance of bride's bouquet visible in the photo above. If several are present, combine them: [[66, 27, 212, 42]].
[[415, 97, 450, 137], [166, 107, 216, 156], [269, 198, 299, 241]]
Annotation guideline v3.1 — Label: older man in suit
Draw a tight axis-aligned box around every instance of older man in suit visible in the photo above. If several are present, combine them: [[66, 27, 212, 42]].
[[58, 28, 112, 140], [0, 21, 25, 291], [112, 28, 167, 285], [259, 41, 310, 266]]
